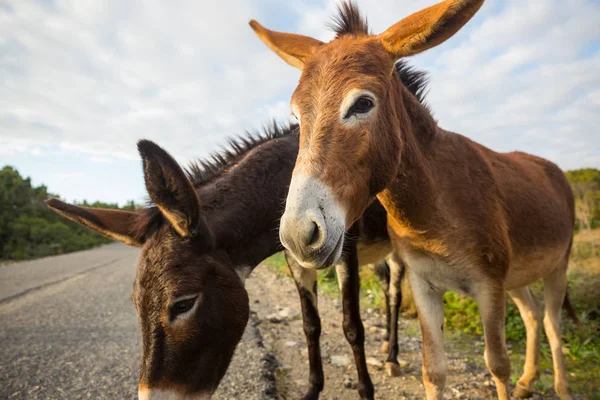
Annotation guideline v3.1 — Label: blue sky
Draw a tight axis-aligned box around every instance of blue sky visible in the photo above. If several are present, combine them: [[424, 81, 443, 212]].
[[1, 0, 599, 206]]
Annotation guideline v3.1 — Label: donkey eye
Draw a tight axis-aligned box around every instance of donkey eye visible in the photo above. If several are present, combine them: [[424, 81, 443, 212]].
[[170, 296, 198, 317], [345, 96, 374, 118]]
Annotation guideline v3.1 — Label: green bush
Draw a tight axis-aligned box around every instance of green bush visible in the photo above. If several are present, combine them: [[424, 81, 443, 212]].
[[0, 165, 137, 261]]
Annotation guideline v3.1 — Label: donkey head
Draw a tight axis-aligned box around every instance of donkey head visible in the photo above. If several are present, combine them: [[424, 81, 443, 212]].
[[250, 0, 483, 268], [45, 140, 249, 399]]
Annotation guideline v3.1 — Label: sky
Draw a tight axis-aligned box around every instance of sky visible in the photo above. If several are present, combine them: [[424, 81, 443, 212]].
[[1, 0, 599, 206]]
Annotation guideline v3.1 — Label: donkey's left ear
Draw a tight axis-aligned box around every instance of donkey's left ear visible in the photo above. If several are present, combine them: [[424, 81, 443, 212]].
[[379, 0, 484, 58], [249, 20, 323, 70], [137, 140, 209, 240]]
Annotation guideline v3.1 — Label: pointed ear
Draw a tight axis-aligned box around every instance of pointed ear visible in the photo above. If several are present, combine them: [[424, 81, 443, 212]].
[[137, 140, 208, 239], [379, 0, 483, 58], [45, 198, 143, 247], [249, 20, 323, 70]]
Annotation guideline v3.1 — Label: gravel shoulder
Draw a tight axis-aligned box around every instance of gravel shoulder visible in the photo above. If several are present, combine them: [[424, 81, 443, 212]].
[[245, 266, 578, 400]]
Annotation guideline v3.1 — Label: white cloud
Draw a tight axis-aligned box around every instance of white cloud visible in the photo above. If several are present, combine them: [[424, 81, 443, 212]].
[[0, 0, 301, 164], [0, 0, 598, 196]]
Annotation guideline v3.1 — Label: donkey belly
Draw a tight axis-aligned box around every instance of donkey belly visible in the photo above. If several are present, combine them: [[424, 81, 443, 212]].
[[400, 246, 483, 297], [357, 239, 393, 266], [504, 245, 569, 290]]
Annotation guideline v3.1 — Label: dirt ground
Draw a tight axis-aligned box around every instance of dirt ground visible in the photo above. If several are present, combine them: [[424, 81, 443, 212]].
[[244, 266, 577, 400]]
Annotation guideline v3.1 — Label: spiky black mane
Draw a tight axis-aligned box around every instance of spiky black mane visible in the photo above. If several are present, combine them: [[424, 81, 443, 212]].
[[394, 60, 430, 108], [329, 1, 370, 37], [186, 122, 298, 187]]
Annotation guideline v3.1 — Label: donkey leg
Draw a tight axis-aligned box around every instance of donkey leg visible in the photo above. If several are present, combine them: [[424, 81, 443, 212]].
[[476, 284, 511, 400], [384, 252, 404, 377], [335, 248, 375, 400], [508, 286, 542, 398], [371, 258, 391, 354], [286, 251, 324, 400], [543, 264, 573, 400], [408, 271, 446, 400]]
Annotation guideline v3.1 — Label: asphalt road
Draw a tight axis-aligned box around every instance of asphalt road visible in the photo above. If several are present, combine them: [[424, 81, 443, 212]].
[[0, 243, 277, 400]]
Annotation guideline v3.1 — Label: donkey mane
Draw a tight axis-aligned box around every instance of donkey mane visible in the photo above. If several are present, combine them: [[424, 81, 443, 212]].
[[395, 61, 430, 109], [186, 122, 298, 187], [329, 1, 369, 37]]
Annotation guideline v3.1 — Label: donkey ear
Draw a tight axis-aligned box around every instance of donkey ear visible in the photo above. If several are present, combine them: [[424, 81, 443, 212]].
[[137, 140, 205, 239], [249, 20, 323, 70], [45, 198, 143, 247], [379, 0, 483, 58]]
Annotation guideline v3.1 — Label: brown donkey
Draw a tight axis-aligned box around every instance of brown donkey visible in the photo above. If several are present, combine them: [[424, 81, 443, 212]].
[[251, 1, 575, 399], [45, 125, 405, 400]]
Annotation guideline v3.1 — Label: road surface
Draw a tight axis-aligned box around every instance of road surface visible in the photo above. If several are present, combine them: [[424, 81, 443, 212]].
[[0, 243, 276, 400]]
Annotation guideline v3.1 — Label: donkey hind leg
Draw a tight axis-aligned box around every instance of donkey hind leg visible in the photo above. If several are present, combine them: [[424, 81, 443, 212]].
[[335, 251, 375, 400], [543, 263, 573, 400], [384, 252, 404, 377], [508, 286, 542, 398], [285, 251, 324, 400], [408, 271, 446, 400], [370, 258, 391, 354], [476, 284, 511, 400]]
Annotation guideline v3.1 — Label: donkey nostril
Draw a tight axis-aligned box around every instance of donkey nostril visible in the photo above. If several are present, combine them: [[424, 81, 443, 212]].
[[306, 222, 321, 247]]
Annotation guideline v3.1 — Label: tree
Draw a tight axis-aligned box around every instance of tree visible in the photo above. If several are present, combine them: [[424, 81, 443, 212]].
[[0, 166, 140, 261], [565, 168, 600, 232]]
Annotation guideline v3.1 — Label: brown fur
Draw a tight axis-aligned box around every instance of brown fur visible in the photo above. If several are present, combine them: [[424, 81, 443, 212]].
[[252, 1, 574, 399]]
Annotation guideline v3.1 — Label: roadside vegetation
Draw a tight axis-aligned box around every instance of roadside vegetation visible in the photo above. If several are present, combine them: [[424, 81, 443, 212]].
[[0, 166, 137, 261], [262, 167, 600, 398]]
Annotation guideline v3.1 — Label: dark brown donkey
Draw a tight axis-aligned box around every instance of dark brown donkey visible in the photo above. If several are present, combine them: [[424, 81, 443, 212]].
[[45, 124, 406, 400], [252, 1, 576, 399]]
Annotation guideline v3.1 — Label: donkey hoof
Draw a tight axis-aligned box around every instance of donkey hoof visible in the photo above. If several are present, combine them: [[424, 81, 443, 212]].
[[380, 341, 389, 354], [385, 361, 402, 377], [512, 385, 533, 399]]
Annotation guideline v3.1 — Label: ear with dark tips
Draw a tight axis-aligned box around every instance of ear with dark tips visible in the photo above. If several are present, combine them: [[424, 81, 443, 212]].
[[44, 197, 143, 247], [137, 140, 211, 242]]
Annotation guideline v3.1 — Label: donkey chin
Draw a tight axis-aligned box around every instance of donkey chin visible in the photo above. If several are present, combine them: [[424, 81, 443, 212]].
[[279, 173, 347, 269], [138, 388, 214, 400]]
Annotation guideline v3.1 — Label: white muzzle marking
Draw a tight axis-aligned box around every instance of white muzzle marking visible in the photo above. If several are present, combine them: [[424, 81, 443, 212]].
[[280, 173, 346, 269], [138, 388, 212, 400]]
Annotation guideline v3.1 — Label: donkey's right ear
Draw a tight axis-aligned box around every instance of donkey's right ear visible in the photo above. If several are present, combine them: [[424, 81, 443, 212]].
[[249, 20, 323, 70], [45, 198, 143, 247], [379, 0, 483, 58], [137, 140, 209, 241]]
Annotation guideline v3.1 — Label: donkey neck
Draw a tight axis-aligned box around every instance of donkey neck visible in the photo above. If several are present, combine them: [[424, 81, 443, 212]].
[[196, 134, 298, 267], [377, 77, 445, 255]]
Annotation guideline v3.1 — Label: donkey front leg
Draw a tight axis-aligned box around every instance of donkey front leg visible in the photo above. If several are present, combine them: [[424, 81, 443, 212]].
[[475, 284, 511, 400], [286, 252, 324, 400], [409, 271, 447, 400], [384, 252, 404, 377], [335, 243, 375, 400]]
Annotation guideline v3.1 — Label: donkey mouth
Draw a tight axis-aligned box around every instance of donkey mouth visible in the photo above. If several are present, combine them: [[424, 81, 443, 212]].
[[322, 232, 344, 268]]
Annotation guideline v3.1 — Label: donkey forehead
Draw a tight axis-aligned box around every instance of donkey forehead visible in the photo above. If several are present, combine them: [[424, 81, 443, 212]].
[[134, 241, 214, 294], [293, 39, 390, 101]]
